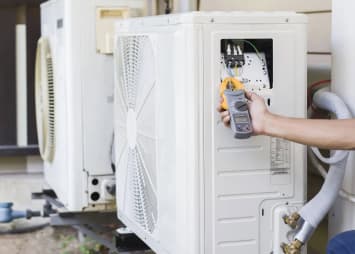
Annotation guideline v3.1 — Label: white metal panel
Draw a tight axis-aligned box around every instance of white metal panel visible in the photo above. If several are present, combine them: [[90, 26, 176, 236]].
[[202, 22, 307, 254]]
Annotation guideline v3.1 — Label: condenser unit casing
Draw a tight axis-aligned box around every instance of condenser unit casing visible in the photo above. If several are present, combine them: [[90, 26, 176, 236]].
[[36, 0, 145, 211], [114, 12, 307, 254]]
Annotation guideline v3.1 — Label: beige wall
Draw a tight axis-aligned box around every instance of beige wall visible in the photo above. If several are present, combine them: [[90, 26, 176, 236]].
[[0, 174, 45, 211], [200, 0, 331, 12], [308, 12, 331, 53], [0, 156, 43, 174]]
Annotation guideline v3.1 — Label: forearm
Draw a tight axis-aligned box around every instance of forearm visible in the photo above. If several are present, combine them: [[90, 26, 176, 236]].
[[263, 114, 355, 150]]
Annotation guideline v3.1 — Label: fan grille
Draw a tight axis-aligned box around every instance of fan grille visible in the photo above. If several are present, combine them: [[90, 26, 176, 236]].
[[46, 55, 55, 144], [35, 37, 55, 162], [128, 147, 157, 233], [116, 35, 158, 234], [118, 36, 145, 110]]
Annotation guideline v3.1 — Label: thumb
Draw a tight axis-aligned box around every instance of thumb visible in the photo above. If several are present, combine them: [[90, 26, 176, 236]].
[[245, 91, 254, 101]]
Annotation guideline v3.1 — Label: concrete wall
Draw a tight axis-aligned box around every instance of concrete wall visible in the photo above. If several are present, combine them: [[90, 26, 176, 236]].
[[0, 170, 44, 211], [0, 156, 42, 174]]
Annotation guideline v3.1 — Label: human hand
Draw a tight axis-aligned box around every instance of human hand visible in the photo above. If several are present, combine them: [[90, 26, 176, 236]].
[[217, 91, 270, 135]]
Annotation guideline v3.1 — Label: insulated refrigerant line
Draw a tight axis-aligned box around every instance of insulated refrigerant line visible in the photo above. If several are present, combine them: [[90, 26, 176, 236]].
[[282, 91, 352, 253]]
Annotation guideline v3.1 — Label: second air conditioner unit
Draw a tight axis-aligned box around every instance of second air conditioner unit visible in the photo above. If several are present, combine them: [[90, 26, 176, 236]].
[[35, 0, 145, 211]]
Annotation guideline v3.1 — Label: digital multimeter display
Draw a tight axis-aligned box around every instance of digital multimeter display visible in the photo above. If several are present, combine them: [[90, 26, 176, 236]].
[[234, 115, 249, 123]]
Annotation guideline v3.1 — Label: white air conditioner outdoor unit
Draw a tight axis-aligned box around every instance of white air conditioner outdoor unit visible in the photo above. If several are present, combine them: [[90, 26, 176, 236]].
[[114, 12, 307, 254], [35, 0, 145, 211]]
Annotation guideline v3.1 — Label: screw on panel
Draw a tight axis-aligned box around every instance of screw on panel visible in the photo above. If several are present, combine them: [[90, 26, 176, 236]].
[[285, 18, 289, 23], [210, 18, 215, 23]]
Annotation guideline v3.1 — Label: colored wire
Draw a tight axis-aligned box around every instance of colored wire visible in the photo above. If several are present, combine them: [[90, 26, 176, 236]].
[[225, 61, 235, 77], [235, 39, 262, 60], [307, 80, 331, 108], [310, 79, 331, 90], [227, 67, 235, 77]]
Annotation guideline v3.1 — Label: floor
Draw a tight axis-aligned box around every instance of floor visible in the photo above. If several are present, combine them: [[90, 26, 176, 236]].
[[0, 226, 75, 254], [0, 223, 327, 254], [0, 226, 109, 254], [0, 168, 330, 254]]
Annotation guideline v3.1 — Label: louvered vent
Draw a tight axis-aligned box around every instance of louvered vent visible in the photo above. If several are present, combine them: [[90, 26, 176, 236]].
[[115, 35, 157, 235], [35, 37, 55, 162]]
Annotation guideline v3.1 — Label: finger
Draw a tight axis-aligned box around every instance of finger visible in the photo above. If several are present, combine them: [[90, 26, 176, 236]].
[[217, 105, 225, 113], [222, 115, 230, 125], [217, 96, 227, 112], [221, 111, 229, 118], [245, 91, 252, 100], [246, 91, 258, 101], [223, 121, 231, 127]]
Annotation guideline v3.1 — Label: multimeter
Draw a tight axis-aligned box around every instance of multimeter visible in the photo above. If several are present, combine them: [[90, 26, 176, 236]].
[[224, 89, 253, 139], [219, 77, 253, 139]]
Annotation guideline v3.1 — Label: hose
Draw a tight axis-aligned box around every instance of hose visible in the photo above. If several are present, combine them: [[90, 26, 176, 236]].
[[0, 222, 50, 235], [308, 147, 327, 178], [295, 91, 352, 244], [308, 144, 355, 205]]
